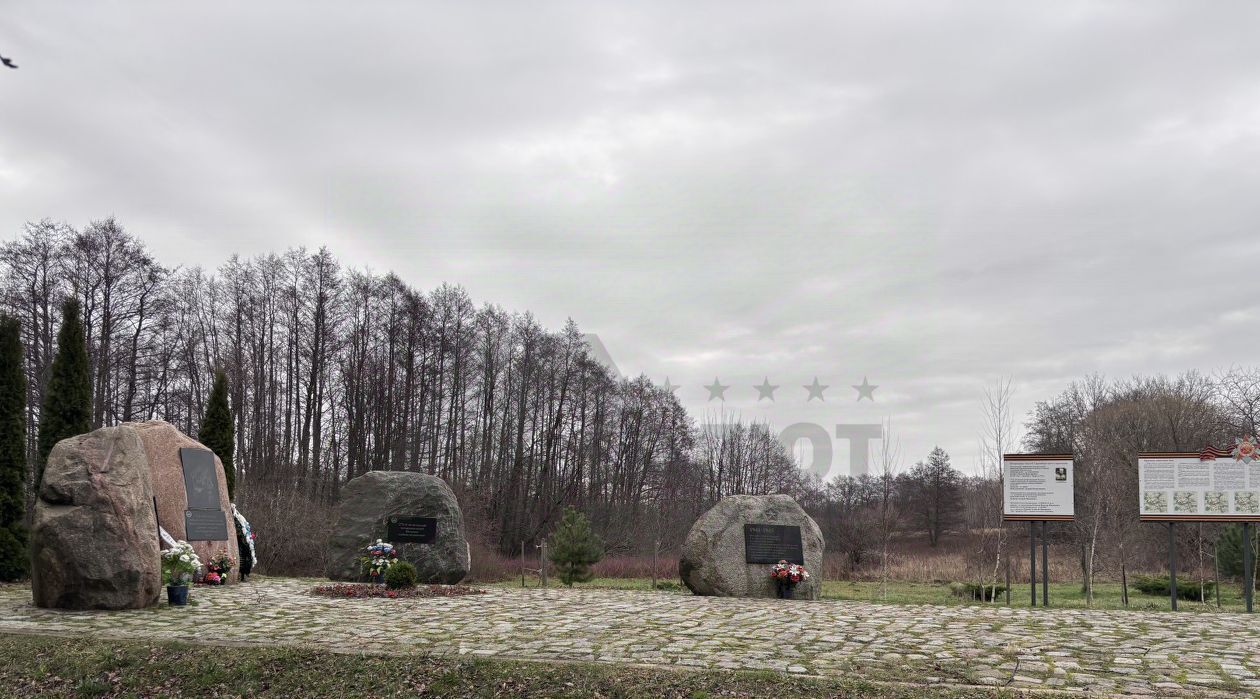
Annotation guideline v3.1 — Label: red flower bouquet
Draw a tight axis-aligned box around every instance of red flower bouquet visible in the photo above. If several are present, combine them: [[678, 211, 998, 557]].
[[770, 560, 809, 598]]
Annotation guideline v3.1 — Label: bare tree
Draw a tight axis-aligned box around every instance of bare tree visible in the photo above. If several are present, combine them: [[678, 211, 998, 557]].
[[976, 377, 1016, 602], [874, 417, 903, 601]]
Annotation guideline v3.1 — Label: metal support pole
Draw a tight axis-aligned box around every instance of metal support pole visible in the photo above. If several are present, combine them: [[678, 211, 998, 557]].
[[1005, 555, 1011, 606], [1041, 521, 1049, 607], [1169, 523, 1177, 611], [1244, 522, 1254, 614], [1030, 521, 1037, 606]]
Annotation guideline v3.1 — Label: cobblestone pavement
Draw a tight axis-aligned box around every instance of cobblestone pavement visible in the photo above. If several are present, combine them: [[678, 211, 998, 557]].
[[1, 579, 1258, 696]]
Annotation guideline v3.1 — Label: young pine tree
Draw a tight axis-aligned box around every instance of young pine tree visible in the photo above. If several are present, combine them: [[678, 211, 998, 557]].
[[0, 315, 28, 581], [548, 507, 604, 587], [36, 298, 91, 488], [198, 369, 236, 500], [1217, 524, 1258, 579]]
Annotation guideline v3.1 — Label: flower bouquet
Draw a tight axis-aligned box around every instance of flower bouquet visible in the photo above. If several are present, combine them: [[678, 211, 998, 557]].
[[205, 553, 235, 585], [161, 540, 202, 606], [360, 539, 398, 584], [770, 560, 809, 599]]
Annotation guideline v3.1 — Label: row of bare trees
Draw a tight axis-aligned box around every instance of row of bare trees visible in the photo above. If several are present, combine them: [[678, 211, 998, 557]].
[[0, 218, 804, 560]]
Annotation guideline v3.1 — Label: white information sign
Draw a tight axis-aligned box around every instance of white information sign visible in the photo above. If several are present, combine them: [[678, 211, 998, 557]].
[[1139, 452, 1260, 521], [1003, 454, 1074, 521]]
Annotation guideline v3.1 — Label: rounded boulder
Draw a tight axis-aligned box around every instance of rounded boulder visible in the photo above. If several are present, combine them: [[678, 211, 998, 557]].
[[31, 426, 162, 610], [326, 470, 469, 584], [679, 494, 824, 600]]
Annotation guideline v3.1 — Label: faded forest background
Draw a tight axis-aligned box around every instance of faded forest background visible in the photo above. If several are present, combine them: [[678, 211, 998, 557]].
[[4, 218, 1259, 597]]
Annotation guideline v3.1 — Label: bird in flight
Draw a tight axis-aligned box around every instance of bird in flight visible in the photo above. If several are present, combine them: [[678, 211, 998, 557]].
[[1, 54, 17, 69]]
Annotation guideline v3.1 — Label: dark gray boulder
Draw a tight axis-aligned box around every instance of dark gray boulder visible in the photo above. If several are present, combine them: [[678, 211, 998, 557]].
[[31, 425, 162, 609], [679, 494, 824, 600], [326, 470, 470, 584]]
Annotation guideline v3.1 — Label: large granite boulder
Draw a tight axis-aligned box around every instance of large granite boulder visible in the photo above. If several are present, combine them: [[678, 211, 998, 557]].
[[326, 470, 469, 584], [132, 420, 239, 582], [31, 425, 162, 609], [679, 494, 824, 600]]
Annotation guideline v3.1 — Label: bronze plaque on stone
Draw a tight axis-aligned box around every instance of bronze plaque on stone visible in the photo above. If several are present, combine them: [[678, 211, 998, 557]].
[[743, 523, 804, 564], [386, 515, 437, 544]]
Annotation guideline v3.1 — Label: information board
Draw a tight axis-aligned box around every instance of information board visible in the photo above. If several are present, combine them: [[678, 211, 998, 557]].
[[1139, 451, 1260, 521], [1003, 454, 1074, 521]]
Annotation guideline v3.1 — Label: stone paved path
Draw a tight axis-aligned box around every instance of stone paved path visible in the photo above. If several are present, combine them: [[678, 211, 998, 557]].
[[2, 579, 1258, 696]]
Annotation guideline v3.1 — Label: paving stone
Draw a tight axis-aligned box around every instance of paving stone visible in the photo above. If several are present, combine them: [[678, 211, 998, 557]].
[[0, 578, 1254, 696]]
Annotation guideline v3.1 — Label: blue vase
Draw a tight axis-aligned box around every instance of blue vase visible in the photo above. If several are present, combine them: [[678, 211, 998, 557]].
[[167, 585, 189, 606]]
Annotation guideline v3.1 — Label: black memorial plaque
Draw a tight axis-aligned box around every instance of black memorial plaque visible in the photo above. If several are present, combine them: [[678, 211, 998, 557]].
[[743, 523, 804, 565], [180, 448, 227, 540], [180, 448, 222, 510], [386, 515, 438, 544], [185, 509, 229, 541]]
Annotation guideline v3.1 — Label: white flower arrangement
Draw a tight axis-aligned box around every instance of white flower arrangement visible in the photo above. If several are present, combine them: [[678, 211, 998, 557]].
[[162, 540, 202, 586], [232, 504, 257, 567]]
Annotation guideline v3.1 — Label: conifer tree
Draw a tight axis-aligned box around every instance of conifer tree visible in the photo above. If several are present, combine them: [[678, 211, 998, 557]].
[[548, 507, 604, 587], [1218, 524, 1258, 579], [36, 298, 91, 488], [198, 368, 236, 500], [0, 315, 28, 581]]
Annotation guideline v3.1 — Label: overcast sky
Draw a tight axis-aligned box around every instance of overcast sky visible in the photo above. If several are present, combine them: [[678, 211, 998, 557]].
[[4, 2, 1260, 476]]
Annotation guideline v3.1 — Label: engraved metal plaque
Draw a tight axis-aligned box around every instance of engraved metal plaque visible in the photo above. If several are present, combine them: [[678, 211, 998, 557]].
[[184, 509, 229, 541], [180, 448, 222, 510], [386, 515, 438, 544], [743, 523, 804, 565]]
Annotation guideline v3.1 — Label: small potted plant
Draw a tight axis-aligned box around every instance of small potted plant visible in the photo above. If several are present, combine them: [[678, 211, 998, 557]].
[[205, 553, 235, 585], [360, 539, 398, 585], [770, 560, 809, 599], [161, 540, 201, 606]]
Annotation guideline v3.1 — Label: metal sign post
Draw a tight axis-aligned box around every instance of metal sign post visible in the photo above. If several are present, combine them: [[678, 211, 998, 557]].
[[1029, 521, 1037, 606], [1041, 521, 1050, 607], [1244, 522, 1254, 614], [1168, 522, 1177, 611]]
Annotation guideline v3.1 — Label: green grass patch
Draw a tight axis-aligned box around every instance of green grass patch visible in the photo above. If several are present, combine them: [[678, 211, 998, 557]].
[[0, 633, 1039, 698]]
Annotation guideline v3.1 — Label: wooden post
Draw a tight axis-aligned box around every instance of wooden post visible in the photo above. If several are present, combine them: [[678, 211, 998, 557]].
[[520, 541, 525, 588], [540, 538, 548, 588], [1244, 522, 1254, 613], [1041, 521, 1049, 607], [651, 539, 659, 591], [1169, 523, 1177, 611], [1029, 521, 1037, 607]]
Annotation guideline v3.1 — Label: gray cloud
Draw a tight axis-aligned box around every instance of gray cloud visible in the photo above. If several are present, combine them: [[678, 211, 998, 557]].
[[4, 1, 1260, 472]]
